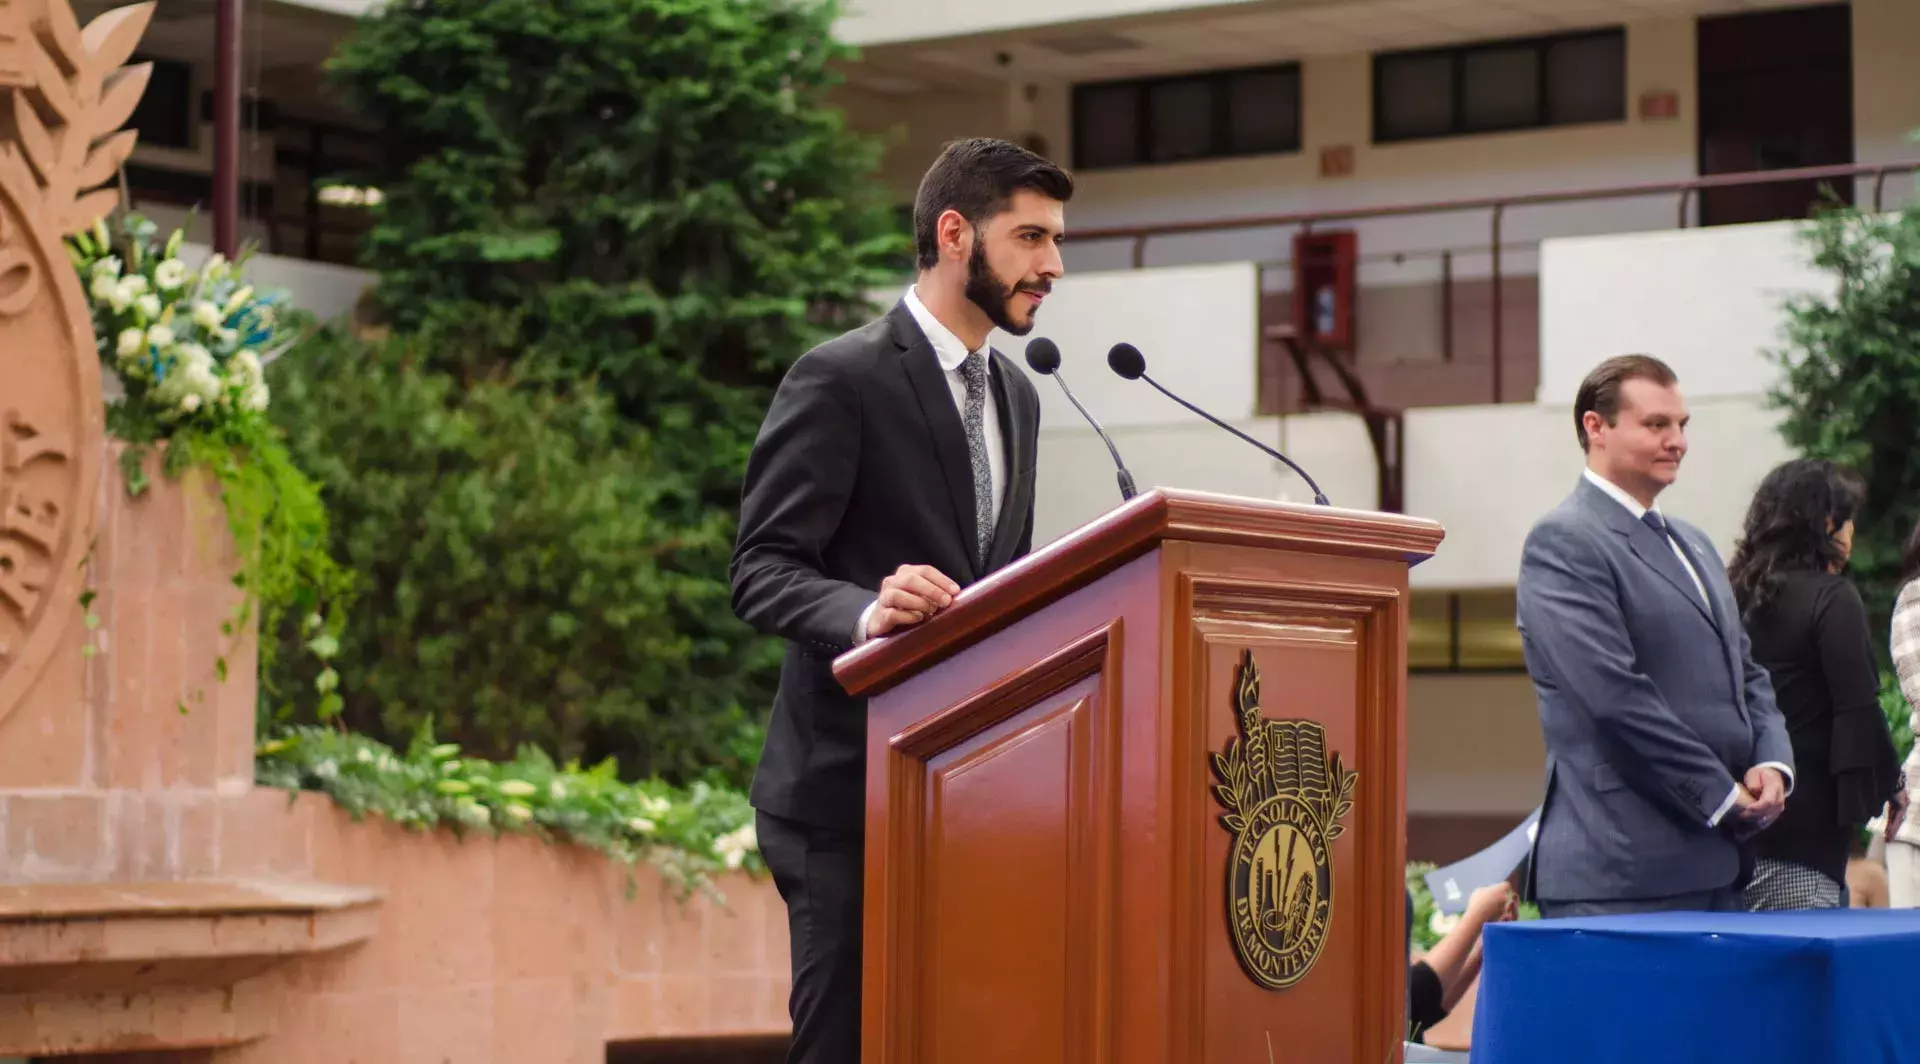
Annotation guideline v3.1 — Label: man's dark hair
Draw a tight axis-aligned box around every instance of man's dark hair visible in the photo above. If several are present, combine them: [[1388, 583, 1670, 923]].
[[1573, 354, 1679, 451], [912, 138, 1074, 271]]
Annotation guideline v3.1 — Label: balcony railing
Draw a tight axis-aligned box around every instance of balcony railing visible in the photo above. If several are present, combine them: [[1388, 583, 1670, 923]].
[[1072, 160, 1920, 416]]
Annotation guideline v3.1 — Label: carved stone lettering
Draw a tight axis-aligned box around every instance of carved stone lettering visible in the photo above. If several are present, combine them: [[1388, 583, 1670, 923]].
[[0, 0, 147, 722], [4, 412, 71, 471], [0, 539, 45, 618], [0, 243, 36, 317], [0, 484, 61, 552]]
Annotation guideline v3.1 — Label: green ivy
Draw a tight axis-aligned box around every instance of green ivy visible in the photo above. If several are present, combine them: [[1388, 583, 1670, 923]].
[[68, 215, 353, 715], [1880, 671, 1914, 767], [256, 725, 762, 895]]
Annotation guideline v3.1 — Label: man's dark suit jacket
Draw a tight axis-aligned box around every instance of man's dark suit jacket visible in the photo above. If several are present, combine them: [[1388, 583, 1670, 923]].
[[730, 300, 1041, 832]]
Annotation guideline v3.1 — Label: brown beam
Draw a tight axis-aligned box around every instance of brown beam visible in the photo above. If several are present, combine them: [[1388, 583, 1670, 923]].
[[213, 0, 242, 257]]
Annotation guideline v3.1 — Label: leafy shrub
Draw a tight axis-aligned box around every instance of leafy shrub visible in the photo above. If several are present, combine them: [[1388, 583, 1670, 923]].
[[266, 331, 775, 785], [275, 0, 909, 778], [1771, 193, 1920, 643]]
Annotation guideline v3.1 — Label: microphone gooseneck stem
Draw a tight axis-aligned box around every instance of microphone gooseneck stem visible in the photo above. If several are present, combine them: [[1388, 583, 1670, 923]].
[[1141, 374, 1330, 506], [1051, 374, 1137, 501]]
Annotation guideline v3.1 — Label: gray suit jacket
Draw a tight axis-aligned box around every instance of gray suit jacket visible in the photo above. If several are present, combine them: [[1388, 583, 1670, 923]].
[[1516, 477, 1794, 902]]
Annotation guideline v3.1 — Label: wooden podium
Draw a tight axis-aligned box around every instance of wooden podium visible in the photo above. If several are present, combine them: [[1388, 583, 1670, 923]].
[[834, 488, 1445, 1064]]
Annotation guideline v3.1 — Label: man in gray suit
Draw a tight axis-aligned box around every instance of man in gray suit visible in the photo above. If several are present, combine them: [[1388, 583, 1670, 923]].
[[1518, 354, 1795, 917]]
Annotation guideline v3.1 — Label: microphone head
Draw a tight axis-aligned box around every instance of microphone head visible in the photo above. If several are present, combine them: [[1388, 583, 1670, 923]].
[[1107, 342, 1146, 380], [1024, 337, 1062, 375]]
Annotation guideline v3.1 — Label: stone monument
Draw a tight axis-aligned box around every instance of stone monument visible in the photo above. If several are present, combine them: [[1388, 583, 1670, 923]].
[[0, 3, 792, 1058]]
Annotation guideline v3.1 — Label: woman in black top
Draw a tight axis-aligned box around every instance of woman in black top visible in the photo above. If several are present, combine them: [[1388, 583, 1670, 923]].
[[1727, 459, 1905, 910]]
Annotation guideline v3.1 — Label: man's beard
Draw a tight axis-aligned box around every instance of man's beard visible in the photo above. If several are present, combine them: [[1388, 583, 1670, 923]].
[[964, 239, 1050, 337]]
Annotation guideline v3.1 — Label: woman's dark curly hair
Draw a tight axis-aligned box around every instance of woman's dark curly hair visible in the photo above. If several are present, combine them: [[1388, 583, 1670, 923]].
[[1728, 458, 1864, 621]]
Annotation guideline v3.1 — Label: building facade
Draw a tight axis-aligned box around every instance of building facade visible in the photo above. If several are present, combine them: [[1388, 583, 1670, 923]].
[[118, 0, 1920, 860]]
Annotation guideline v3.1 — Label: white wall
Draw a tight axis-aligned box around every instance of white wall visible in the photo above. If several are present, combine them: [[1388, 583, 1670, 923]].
[[1029, 390, 1791, 587], [1408, 673, 1544, 816], [167, 235, 376, 324], [274, 0, 379, 14], [1537, 218, 1830, 404], [1403, 396, 1795, 589], [1032, 411, 1377, 547], [849, 3, 1920, 275], [1854, 0, 1920, 205], [987, 261, 1261, 429], [845, 18, 1702, 277], [836, 0, 1270, 48]]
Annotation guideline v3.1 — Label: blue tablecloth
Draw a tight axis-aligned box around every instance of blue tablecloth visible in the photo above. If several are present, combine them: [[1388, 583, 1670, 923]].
[[1471, 909, 1920, 1064]]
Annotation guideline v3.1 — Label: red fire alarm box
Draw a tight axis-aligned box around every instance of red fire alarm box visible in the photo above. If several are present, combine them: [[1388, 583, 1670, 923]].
[[1292, 230, 1357, 352]]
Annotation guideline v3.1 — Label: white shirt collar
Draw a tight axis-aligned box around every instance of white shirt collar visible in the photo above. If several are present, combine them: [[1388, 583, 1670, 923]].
[[1583, 467, 1664, 521], [903, 285, 989, 375]]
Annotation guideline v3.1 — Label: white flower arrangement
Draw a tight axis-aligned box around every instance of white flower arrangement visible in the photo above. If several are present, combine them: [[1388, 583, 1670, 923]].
[[69, 215, 292, 431], [712, 821, 759, 870]]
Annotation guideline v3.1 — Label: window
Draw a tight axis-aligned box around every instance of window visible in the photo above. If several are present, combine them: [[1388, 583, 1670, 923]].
[[1373, 28, 1625, 143], [1073, 63, 1301, 170], [1408, 590, 1526, 673], [130, 56, 194, 149]]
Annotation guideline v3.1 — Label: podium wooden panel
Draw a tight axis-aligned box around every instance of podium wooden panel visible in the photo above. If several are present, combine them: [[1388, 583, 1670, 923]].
[[836, 488, 1444, 1064]]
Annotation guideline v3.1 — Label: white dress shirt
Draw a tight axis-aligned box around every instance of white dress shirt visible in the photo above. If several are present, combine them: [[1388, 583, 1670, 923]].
[[853, 287, 1008, 643], [1582, 468, 1794, 826]]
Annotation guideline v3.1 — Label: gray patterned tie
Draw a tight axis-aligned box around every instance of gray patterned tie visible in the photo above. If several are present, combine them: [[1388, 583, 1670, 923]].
[[960, 350, 993, 570]]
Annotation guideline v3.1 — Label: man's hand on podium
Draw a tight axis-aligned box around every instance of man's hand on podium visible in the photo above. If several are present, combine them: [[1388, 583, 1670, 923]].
[[866, 564, 961, 639]]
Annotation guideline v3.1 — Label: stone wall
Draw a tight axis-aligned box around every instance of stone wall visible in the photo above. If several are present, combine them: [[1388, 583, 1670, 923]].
[[0, 450, 792, 1060]]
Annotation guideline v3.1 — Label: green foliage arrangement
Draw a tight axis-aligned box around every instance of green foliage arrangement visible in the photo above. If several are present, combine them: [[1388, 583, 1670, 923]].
[[1880, 672, 1914, 767], [264, 0, 908, 783], [1769, 192, 1920, 642], [256, 726, 762, 892], [69, 215, 352, 711], [266, 330, 769, 782]]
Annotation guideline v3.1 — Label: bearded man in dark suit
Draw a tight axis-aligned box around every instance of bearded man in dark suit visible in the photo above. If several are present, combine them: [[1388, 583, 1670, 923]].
[[730, 137, 1073, 1064]]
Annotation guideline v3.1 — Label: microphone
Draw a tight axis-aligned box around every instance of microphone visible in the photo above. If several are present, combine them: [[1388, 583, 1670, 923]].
[[1106, 342, 1330, 506], [1025, 337, 1137, 502]]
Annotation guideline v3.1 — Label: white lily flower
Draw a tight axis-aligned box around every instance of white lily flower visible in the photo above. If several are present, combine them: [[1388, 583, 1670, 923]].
[[109, 277, 144, 312], [154, 259, 190, 290]]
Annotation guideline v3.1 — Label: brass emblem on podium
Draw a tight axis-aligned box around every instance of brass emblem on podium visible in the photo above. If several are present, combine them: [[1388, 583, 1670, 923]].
[[1210, 649, 1357, 990]]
